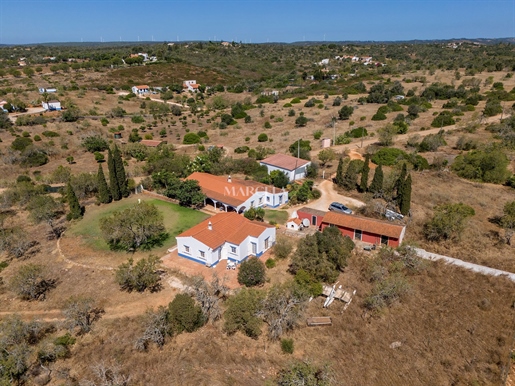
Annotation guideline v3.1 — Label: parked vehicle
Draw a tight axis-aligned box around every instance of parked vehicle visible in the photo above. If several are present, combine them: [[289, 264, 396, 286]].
[[328, 202, 352, 214]]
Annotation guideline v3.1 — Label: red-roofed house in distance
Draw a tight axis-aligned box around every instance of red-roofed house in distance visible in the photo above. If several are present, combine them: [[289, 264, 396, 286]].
[[131, 85, 150, 95], [176, 212, 276, 266], [186, 172, 288, 213], [260, 153, 311, 181], [321, 211, 406, 247], [183, 80, 200, 92]]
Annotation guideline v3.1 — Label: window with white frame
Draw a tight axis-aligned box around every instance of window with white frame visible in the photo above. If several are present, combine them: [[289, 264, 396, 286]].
[[200, 251, 205, 258], [184, 245, 190, 253], [230, 246, 237, 254]]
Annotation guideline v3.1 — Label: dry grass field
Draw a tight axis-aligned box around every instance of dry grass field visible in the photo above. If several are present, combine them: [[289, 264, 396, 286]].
[[0, 60, 514, 385]]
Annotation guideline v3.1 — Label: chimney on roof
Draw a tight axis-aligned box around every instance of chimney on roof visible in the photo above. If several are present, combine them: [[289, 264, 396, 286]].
[[208, 221, 212, 231], [227, 175, 231, 183]]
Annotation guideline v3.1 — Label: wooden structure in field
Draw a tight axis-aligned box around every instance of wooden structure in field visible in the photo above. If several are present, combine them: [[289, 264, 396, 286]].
[[306, 317, 332, 327]]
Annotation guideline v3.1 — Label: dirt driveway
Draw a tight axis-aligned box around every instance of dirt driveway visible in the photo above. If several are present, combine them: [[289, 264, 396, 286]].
[[285, 179, 365, 216]]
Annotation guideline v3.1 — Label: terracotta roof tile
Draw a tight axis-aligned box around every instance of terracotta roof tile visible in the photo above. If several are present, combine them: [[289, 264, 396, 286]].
[[298, 207, 327, 217], [260, 153, 310, 171], [186, 172, 284, 207], [322, 212, 405, 239], [177, 212, 274, 249]]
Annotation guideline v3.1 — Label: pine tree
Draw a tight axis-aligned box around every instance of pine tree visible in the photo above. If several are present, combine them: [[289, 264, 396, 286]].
[[334, 157, 344, 187], [395, 163, 407, 198], [108, 148, 121, 201], [360, 154, 370, 193], [66, 182, 83, 220], [399, 174, 412, 216], [113, 145, 129, 197], [369, 165, 384, 196], [97, 164, 112, 204]]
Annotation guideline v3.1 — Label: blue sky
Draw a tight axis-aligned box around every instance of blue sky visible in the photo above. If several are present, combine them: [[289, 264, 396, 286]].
[[1, 0, 514, 44]]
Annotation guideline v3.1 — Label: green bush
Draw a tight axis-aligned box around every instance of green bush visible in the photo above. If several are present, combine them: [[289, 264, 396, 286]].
[[313, 130, 323, 140], [431, 111, 455, 128], [273, 237, 293, 259], [42, 130, 59, 137], [11, 136, 33, 151], [183, 132, 201, 144], [81, 135, 108, 152], [345, 127, 368, 138], [223, 288, 263, 339], [33, 135, 41, 141], [258, 133, 268, 142], [290, 98, 301, 104], [265, 258, 276, 269], [371, 148, 408, 166], [167, 293, 205, 334], [452, 148, 510, 183], [281, 338, 294, 354], [115, 256, 162, 293], [371, 112, 387, 121], [424, 203, 475, 241], [237, 257, 266, 287], [131, 115, 145, 124], [234, 146, 250, 154]]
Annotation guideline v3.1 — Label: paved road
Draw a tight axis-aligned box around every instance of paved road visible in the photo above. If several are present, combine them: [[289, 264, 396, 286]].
[[414, 247, 515, 283]]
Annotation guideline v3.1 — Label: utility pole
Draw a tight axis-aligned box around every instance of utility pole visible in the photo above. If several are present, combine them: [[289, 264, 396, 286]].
[[361, 125, 364, 148], [332, 116, 337, 145]]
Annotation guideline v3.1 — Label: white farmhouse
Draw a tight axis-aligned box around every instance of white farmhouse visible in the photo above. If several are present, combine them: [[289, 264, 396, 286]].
[[42, 100, 61, 111], [260, 153, 311, 181], [176, 212, 276, 266], [186, 172, 288, 212], [131, 85, 150, 95], [183, 80, 199, 92]]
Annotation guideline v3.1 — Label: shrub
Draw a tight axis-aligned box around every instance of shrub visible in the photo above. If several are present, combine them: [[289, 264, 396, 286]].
[[11, 136, 33, 151], [313, 130, 323, 140], [33, 135, 41, 141], [258, 133, 268, 142], [264, 121, 272, 129], [183, 132, 201, 144], [81, 135, 108, 152], [131, 115, 145, 124], [115, 256, 162, 293], [281, 338, 294, 354], [431, 111, 455, 128], [424, 203, 475, 241], [224, 288, 263, 339], [371, 148, 408, 166], [9, 264, 54, 301], [237, 257, 266, 287], [167, 293, 205, 334], [265, 258, 276, 268], [345, 127, 368, 138], [371, 112, 387, 121], [290, 98, 301, 104], [295, 116, 308, 127], [418, 131, 447, 152], [273, 237, 293, 259], [234, 146, 250, 154], [452, 148, 510, 184], [42, 130, 59, 138]]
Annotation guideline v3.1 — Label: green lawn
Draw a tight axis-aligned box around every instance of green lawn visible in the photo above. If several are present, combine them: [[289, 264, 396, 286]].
[[68, 195, 210, 253], [264, 209, 289, 225]]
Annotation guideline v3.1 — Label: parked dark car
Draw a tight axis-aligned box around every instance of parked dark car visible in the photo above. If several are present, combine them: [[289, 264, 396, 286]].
[[328, 202, 352, 214]]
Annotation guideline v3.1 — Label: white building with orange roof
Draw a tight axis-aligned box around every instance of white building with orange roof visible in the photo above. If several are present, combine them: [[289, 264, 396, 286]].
[[131, 85, 150, 95], [176, 212, 276, 266], [186, 172, 288, 212], [259, 153, 311, 181], [183, 80, 199, 92]]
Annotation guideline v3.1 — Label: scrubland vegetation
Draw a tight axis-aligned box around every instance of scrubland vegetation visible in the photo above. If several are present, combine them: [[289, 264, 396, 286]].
[[0, 40, 514, 385]]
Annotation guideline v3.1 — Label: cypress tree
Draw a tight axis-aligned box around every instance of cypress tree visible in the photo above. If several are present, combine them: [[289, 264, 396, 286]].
[[108, 148, 121, 201], [342, 160, 360, 191], [97, 164, 112, 204], [369, 165, 384, 196], [334, 157, 344, 187], [399, 174, 412, 216], [66, 182, 83, 220], [360, 154, 370, 193], [395, 163, 407, 198], [113, 145, 129, 197]]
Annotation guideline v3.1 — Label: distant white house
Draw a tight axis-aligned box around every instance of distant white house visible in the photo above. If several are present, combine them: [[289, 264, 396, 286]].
[[38, 87, 57, 94], [131, 85, 150, 95], [260, 153, 311, 181], [319, 58, 329, 65], [286, 217, 303, 231], [42, 100, 61, 111], [183, 80, 199, 92], [176, 212, 276, 266]]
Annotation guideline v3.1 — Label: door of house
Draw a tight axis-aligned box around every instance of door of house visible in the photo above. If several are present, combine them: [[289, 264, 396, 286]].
[[251, 242, 257, 255], [312, 215, 317, 226], [264, 237, 269, 250], [381, 235, 388, 245]]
